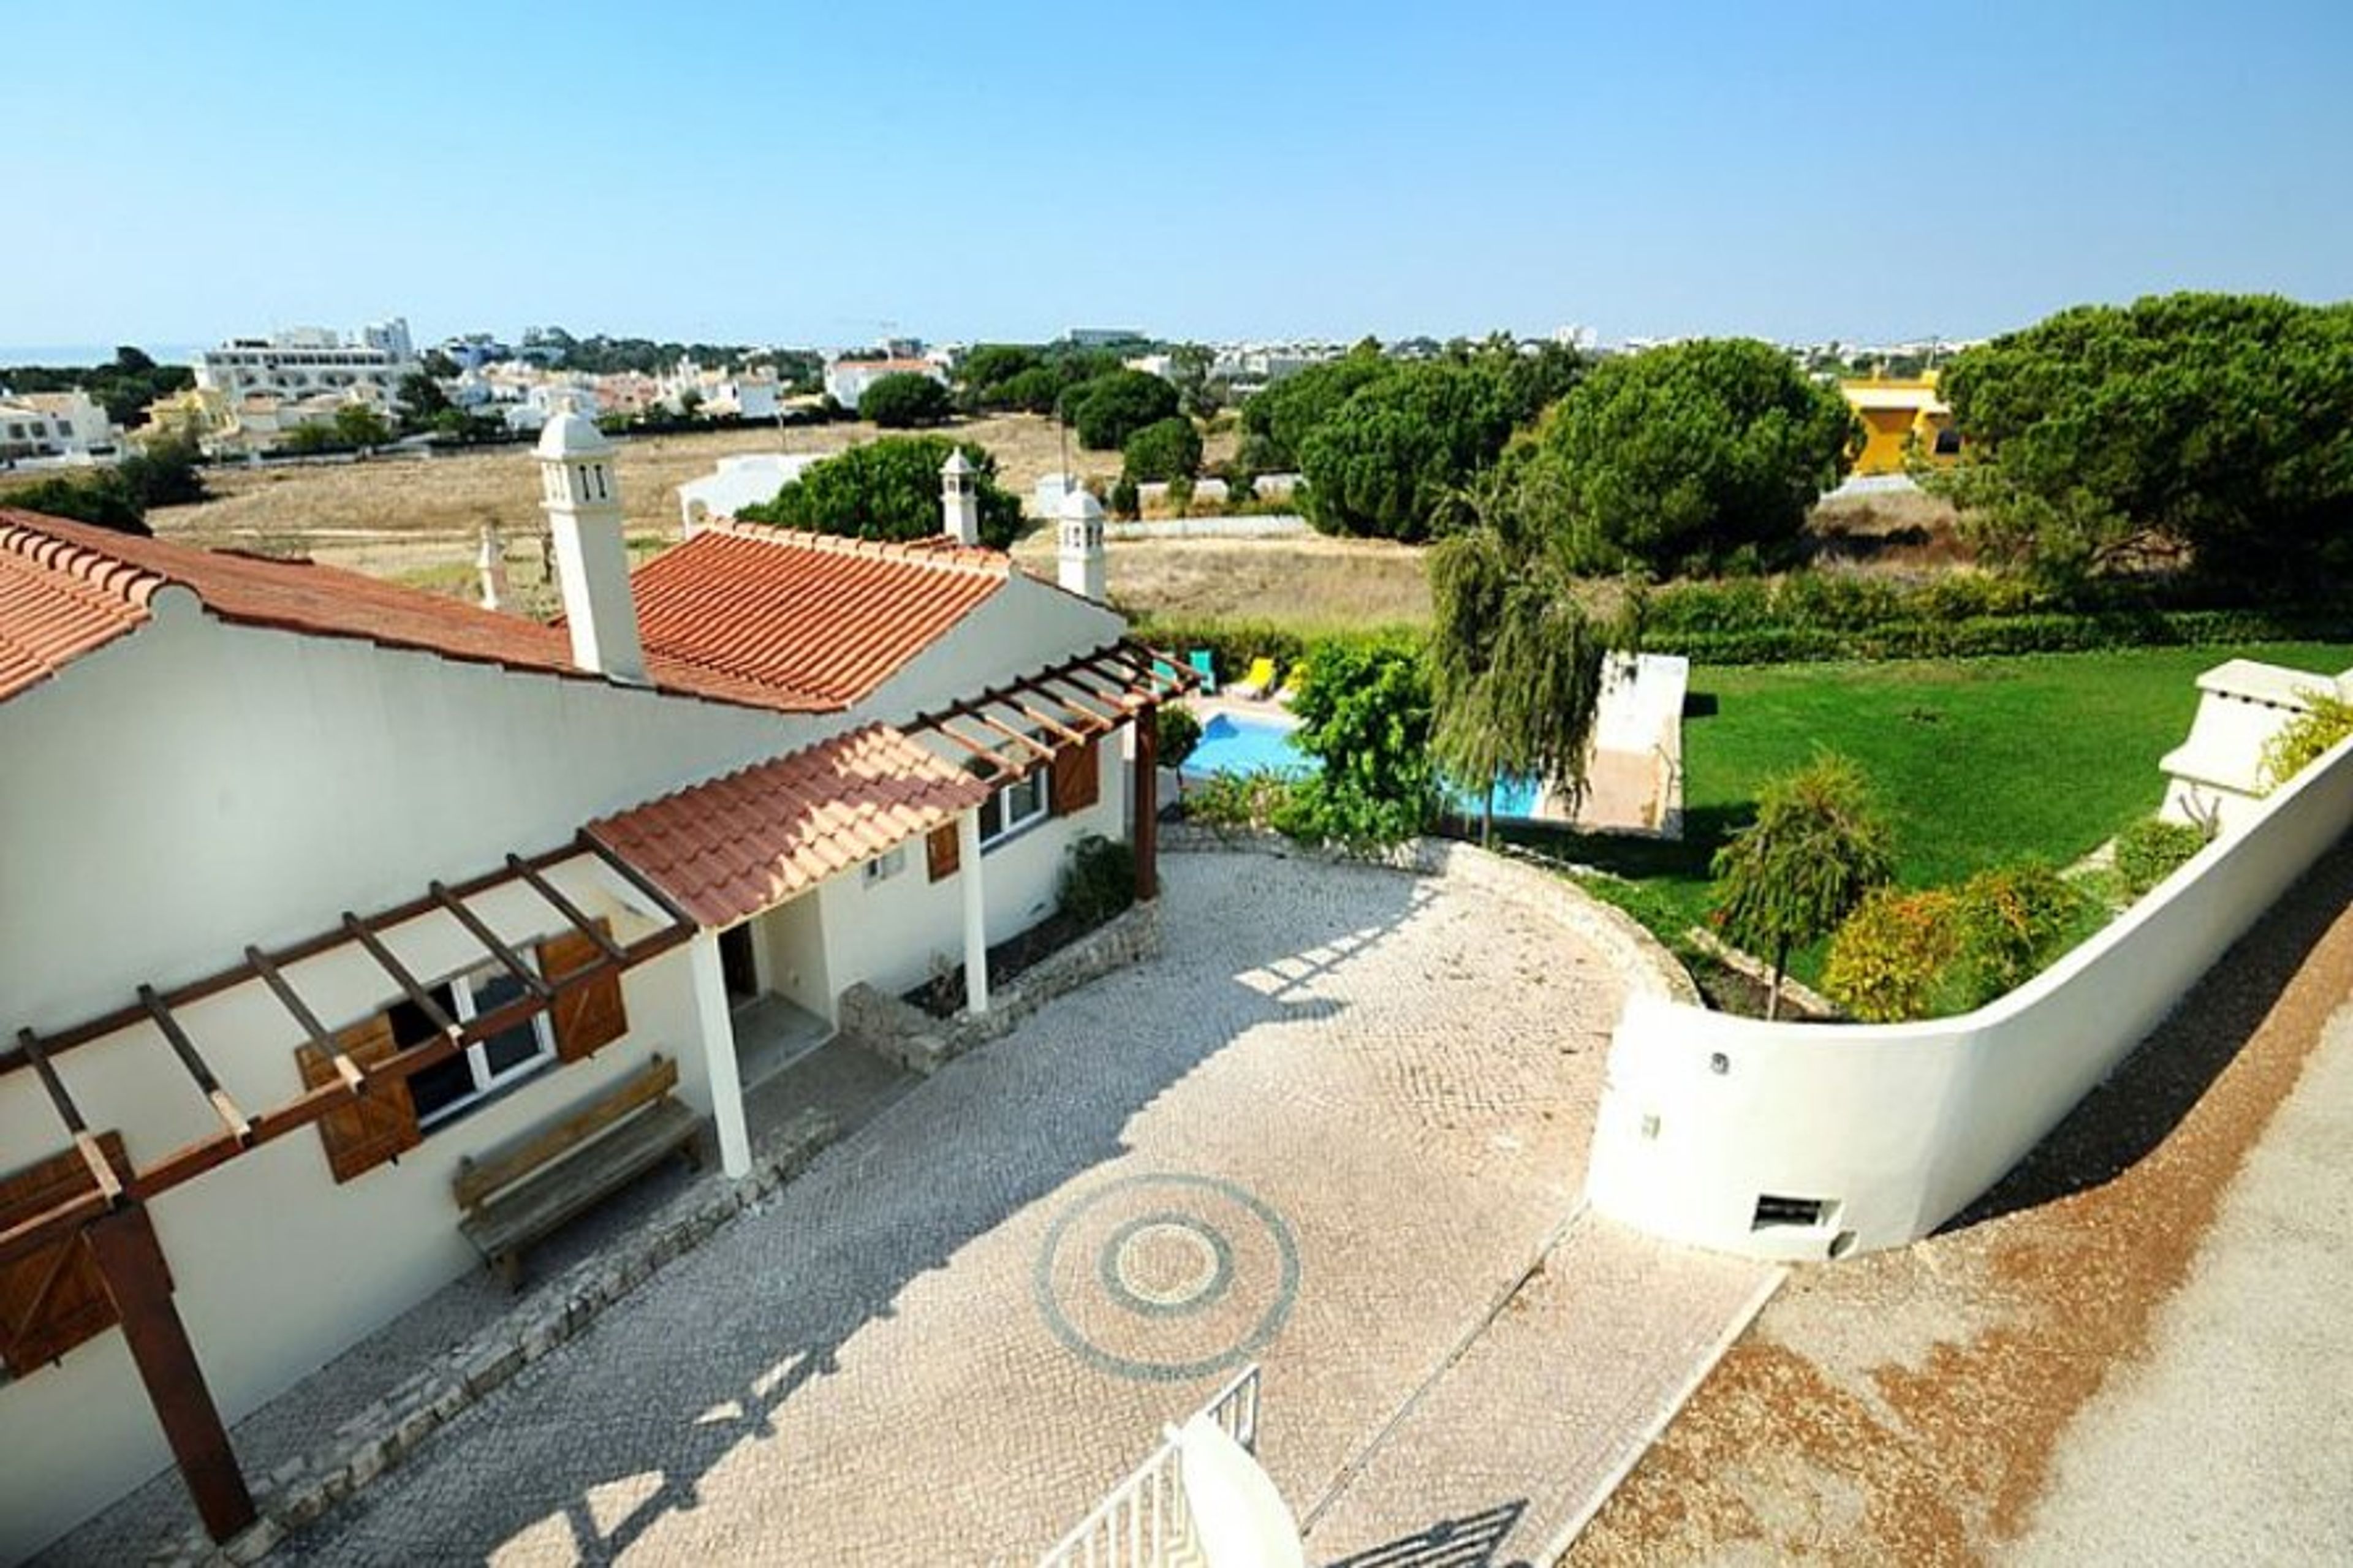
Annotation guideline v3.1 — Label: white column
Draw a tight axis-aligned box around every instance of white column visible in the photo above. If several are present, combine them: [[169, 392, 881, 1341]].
[[959, 809, 989, 1014], [688, 932, 752, 1178]]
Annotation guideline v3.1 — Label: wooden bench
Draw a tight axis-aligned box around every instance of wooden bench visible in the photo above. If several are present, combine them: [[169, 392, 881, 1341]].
[[455, 1053, 702, 1289]]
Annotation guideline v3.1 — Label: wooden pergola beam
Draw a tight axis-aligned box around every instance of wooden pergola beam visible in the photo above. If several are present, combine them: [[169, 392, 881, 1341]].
[[428, 882, 551, 1001], [507, 854, 627, 962], [138, 986, 251, 1146], [341, 914, 460, 1037], [0, 840, 591, 1076], [246, 947, 365, 1095]]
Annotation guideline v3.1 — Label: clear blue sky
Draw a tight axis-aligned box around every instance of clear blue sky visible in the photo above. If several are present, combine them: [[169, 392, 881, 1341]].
[[7, 0, 2350, 352]]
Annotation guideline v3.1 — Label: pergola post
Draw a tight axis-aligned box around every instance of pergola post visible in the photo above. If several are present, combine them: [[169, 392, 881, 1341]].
[[81, 1205, 255, 1545], [1134, 704, 1160, 902], [687, 933, 752, 1178], [959, 809, 989, 1014]]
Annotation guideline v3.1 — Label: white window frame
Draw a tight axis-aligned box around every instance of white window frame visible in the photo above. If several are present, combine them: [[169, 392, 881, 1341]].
[[863, 845, 908, 885], [977, 754, 1050, 847], [396, 956, 558, 1129]]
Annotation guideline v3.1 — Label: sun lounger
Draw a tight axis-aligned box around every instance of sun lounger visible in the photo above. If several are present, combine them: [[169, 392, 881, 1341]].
[[1275, 664, 1305, 704], [1188, 650, 1219, 693], [1237, 656, 1279, 699]]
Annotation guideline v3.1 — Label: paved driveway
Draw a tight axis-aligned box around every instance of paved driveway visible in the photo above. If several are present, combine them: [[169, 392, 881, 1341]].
[[293, 851, 1631, 1565]]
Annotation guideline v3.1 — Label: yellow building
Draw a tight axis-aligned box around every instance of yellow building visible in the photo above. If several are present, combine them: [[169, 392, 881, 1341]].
[[1841, 374, 1961, 475]]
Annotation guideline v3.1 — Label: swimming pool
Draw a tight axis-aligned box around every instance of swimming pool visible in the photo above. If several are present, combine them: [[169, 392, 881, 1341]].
[[1182, 711, 1544, 818]]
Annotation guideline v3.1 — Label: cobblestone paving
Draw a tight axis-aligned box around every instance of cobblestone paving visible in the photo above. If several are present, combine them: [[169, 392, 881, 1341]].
[[279, 852, 1640, 1565], [1305, 1216, 1779, 1566]]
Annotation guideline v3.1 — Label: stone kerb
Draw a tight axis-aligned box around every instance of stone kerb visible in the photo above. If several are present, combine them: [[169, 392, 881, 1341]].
[[839, 899, 1165, 1075], [1159, 824, 1700, 1006]]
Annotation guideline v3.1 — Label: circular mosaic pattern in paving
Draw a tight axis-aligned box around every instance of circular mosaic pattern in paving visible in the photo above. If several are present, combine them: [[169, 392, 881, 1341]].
[[1036, 1173, 1300, 1382]]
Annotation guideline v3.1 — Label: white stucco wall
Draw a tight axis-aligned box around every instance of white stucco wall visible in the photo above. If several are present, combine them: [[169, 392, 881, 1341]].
[[864, 571, 1127, 725], [0, 542, 1137, 1555], [1586, 729, 2353, 1263], [812, 736, 1127, 1007], [0, 594, 808, 1035], [0, 862, 710, 1561]]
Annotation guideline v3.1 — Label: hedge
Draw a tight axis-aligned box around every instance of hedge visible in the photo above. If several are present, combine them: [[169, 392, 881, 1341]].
[[1135, 585, 2352, 676], [1645, 608, 2353, 665]]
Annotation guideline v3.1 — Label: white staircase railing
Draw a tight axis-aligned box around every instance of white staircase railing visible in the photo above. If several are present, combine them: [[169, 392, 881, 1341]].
[[1038, 1365, 1262, 1568]]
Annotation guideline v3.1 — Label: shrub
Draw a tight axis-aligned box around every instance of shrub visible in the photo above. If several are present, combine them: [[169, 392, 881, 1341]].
[[1108, 475, 1140, 520], [2260, 692, 2353, 791], [1822, 887, 1962, 1023], [2112, 817, 2211, 896], [859, 372, 953, 428], [1283, 633, 1436, 847], [1156, 703, 1203, 770], [1709, 753, 1896, 1018], [1122, 417, 1203, 483], [1057, 833, 1135, 930], [1182, 768, 1298, 831], [1948, 862, 2097, 1009], [0, 473, 150, 534]]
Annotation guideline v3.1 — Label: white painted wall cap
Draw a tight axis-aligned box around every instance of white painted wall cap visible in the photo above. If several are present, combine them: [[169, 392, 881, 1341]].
[[534, 403, 613, 460], [1056, 488, 1105, 522]]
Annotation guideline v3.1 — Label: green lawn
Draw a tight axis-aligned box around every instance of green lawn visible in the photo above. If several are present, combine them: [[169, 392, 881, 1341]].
[[1510, 642, 2353, 982]]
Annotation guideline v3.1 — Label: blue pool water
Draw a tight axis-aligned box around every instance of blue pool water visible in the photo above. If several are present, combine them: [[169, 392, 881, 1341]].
[[1184, 711, 1544, 818]]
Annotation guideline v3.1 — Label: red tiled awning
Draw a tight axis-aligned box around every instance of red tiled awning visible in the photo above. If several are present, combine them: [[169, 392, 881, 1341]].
[[585, 724, 993, 928]]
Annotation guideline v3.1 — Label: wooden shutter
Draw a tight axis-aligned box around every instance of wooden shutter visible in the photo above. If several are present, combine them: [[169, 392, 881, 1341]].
[[537, 918, 627, 1062], [297, 1012, 421, 1184], [1049, 738, 1100, 816], [0, 1131, 137, 1374], [926, 823, 961, 881]]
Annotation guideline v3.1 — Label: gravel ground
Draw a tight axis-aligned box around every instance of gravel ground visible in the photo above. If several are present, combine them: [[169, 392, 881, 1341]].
[[1571, 835, 2353, 1565]]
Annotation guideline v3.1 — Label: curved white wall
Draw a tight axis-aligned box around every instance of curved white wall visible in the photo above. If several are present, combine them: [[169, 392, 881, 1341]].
[[1586, 730, 2353, 1262]]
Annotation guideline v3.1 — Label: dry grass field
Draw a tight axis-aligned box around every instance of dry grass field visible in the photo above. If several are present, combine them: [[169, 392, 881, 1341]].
[[2, 423, 1957, 631]]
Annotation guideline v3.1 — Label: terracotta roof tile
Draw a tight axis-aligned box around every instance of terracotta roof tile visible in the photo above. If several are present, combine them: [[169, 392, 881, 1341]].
[[0, 510, 1010, 715], [586, 724, 992, 928], [0, 516, 172, 700], [622, 521, 1009, 709]]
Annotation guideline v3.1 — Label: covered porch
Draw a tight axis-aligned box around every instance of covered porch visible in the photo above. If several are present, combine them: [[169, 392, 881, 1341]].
[[586, 640, 1195, 1184]]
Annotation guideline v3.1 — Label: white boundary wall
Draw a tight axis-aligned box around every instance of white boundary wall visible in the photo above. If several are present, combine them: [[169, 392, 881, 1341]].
[[1586, 730, 2353, 1262]]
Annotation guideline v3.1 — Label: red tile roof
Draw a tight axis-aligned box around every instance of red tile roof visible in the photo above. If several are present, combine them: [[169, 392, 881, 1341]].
[[0, 510, 1011, 714], [623, 521, 1010, 710], [0, 515, 172, 700], [586, 723, 991, 927]]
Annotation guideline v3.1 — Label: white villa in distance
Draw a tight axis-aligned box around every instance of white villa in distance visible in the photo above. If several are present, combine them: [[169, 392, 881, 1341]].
[[0, 415, 1186, 1559]]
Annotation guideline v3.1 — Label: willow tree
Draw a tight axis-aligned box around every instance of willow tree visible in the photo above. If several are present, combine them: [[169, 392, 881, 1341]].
[[1427, 473, 1633, 845], [1710, 753, 1896, 1018]]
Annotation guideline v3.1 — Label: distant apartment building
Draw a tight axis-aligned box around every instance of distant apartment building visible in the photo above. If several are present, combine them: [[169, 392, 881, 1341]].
[[823, 355, 946, 412], [0, 390, 116, 460], [194, 318, 418, 409], [1064, 327, 1144, 348]]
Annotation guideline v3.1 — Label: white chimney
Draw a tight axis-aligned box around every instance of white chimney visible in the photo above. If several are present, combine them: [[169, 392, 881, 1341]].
[[1057, 488, 1107, 603], [940, 448, 980, 547], [475, 523, 509, 612], [535, 401, 647, 684]]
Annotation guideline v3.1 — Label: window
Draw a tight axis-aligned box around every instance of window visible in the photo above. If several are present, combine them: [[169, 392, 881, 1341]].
[[385, 959, 555, 1126], [863, 845, 907, 885], [977, 757, 1049, 847]]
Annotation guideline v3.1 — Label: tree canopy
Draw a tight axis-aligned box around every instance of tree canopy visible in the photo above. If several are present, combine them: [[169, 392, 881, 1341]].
[[1515, 338, 1858, 578], [1279, 634, 1437, 847], [1298, 362, 1515, 540], [1062, 369, 1180, 450], [1932, 292, 2353, 591], [1427, 477, 1632, 841], [1710, 752, 1895, 1018], [1238, 347, 1395, 472], [1121, 416, 1203, 483], [738, 435, 1023, 550], [0, 346, 195, 428], [858, 371, 953, 429]]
